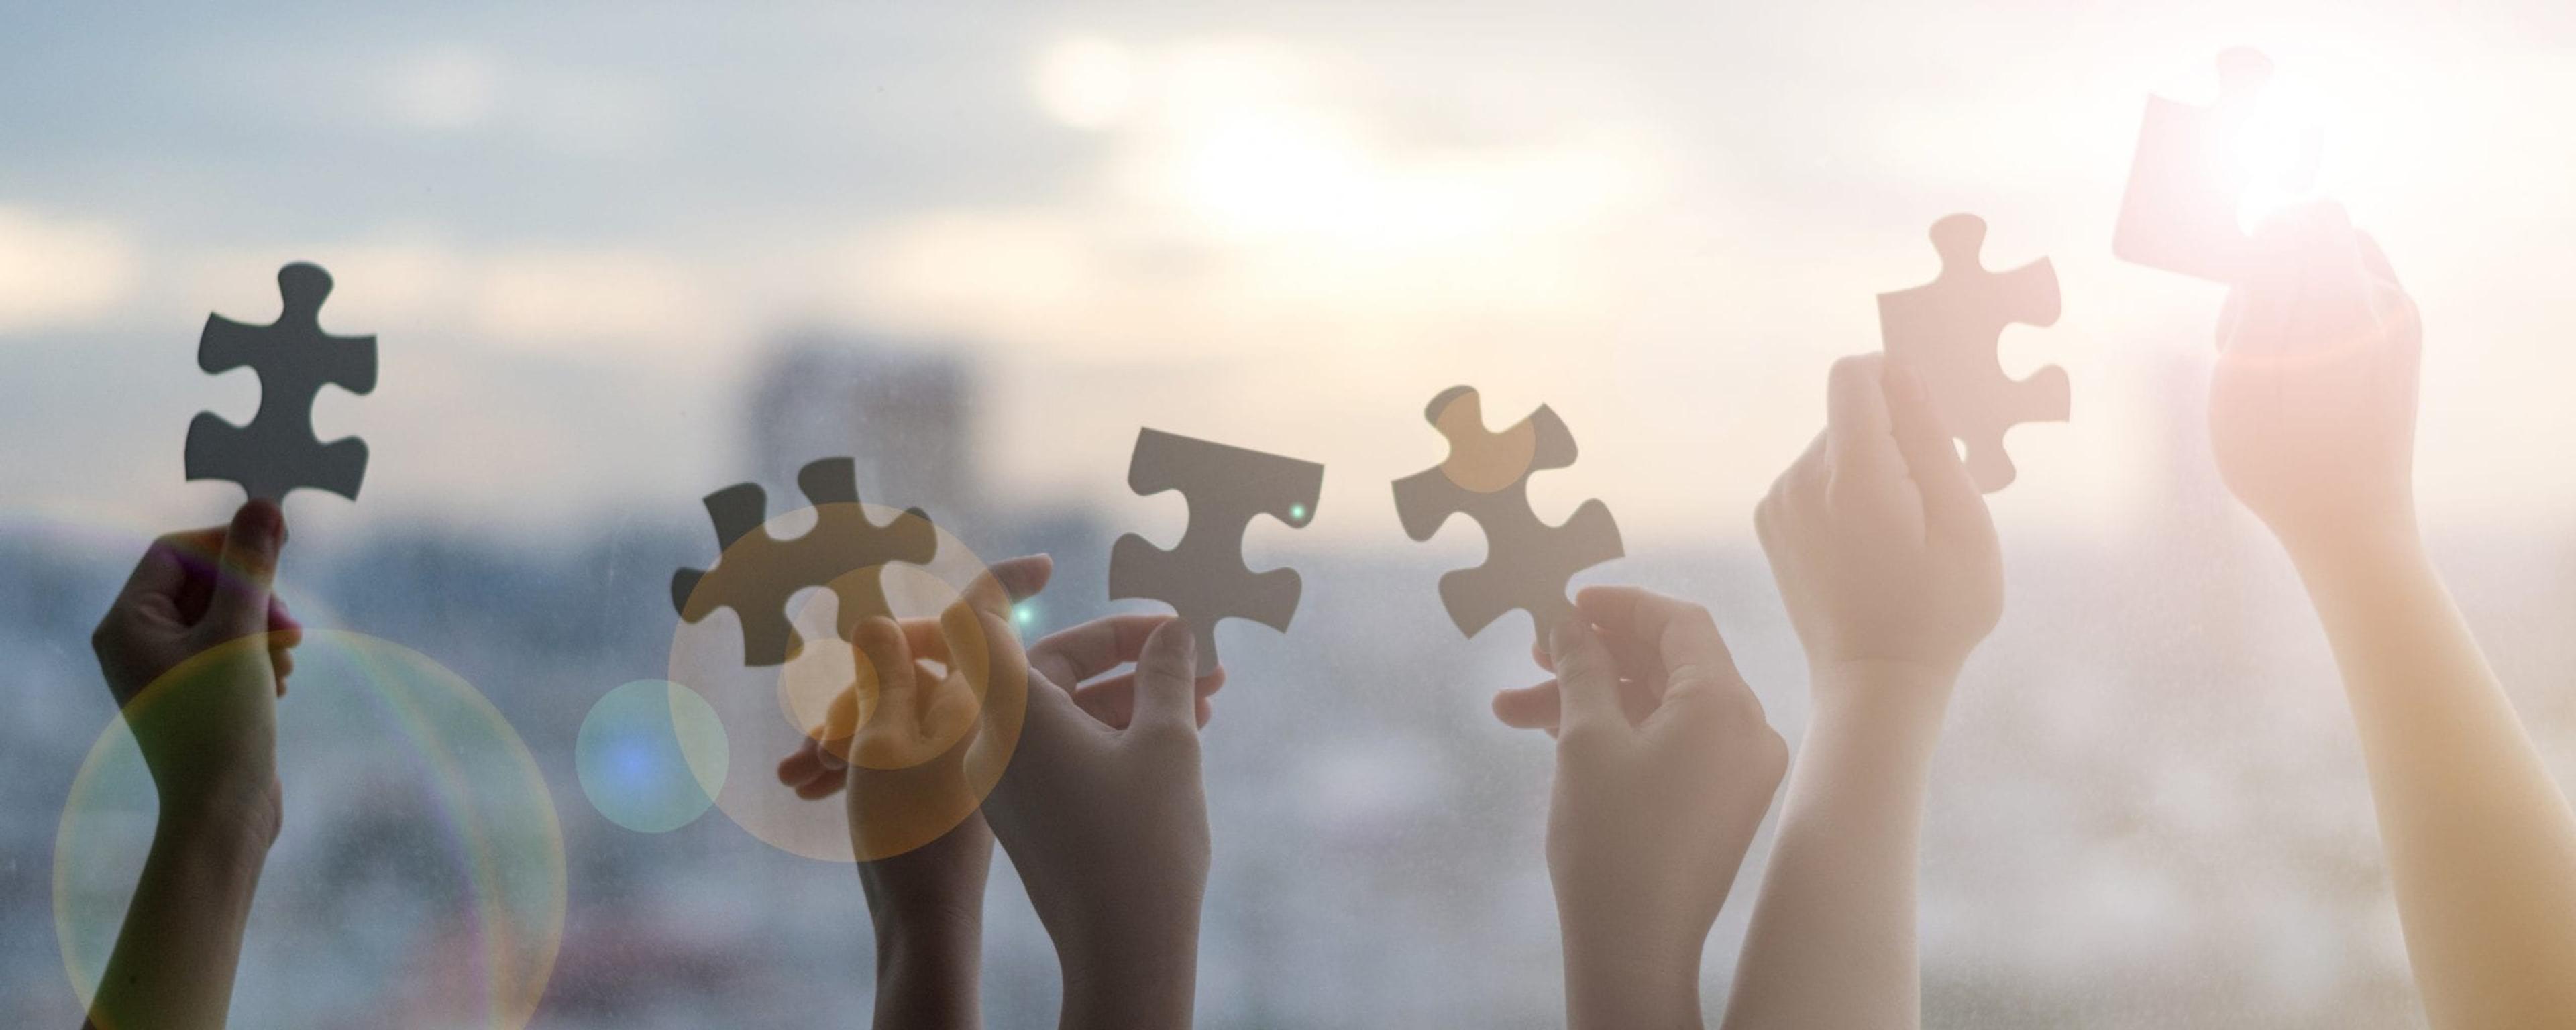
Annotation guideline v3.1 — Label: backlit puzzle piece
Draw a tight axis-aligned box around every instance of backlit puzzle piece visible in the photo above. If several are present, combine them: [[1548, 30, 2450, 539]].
[[2114, 48, 2320, 283], [1393, 386, 1622, 638], [672, 457, 938, 667], [184, 262, 378, 502], [1108, 428, 1323, 675], [1877, 214, 2068, 493]]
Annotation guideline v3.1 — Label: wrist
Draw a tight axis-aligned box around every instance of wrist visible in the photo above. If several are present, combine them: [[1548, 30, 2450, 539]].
[[1059, 943, 1197, 1029], [873, 907, 983, 965], [2275, 505, 2423, 577], [156, 781, 279, 856], [2282, 521, 2428, 586], [1807, 659, 1959, 729], [1561, 922, 1703, 1030]]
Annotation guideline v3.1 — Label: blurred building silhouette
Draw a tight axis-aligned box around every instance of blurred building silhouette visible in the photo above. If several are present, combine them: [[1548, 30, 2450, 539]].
[[744, 333, 981, 534]]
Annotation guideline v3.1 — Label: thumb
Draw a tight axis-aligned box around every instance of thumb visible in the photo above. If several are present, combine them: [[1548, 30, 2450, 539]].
[[1127, 617, 1202, 738], [204, 500, 284, 637], [1547, 618, 1624, 742], [1883, 363, 1988, 544]]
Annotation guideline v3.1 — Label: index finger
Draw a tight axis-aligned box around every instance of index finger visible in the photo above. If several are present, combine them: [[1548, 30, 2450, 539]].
[[1028, 614, 1173, 688], [1826, 354, 1906, 508], [113, 527, 225, 608]]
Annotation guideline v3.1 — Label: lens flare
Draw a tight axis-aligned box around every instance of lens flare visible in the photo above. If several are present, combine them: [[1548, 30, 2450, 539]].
[[665, 502, 1026, 862], [576, 679, 727, 834], [55, 631, 564, 1029]]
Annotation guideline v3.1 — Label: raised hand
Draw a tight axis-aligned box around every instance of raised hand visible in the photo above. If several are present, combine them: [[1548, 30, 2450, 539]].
[[1758, 353, 2002, 685], [1722, 354, 1998, 1030], [1499, 587, 1786, 1030], [2210, 205, 2576, 1029], [84, 500, 303, 1029], [2210, 200, 2422, 559], [775, 555, 1052, 1030], [980, 611, 1221, 1030]]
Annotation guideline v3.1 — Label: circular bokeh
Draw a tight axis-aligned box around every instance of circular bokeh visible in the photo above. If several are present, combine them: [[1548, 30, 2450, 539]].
[[576, 679, 727, 834], [56, 630, 565, 1029], [667, 502, 1026, 862]]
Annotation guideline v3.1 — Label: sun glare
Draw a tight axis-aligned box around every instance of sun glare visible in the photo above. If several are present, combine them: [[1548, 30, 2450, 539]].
[[2222, 67, 2333, 232], [1035, 36, 1138, 131]]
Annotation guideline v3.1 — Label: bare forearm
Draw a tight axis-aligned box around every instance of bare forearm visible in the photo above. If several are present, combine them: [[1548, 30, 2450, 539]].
[[1722, 665, 1949, 1030], [89, 815, 270, 1030], [1056, 919, 1199, 1030], [869, 913, 983, 1030], [2292, 536, 2576, 1027]]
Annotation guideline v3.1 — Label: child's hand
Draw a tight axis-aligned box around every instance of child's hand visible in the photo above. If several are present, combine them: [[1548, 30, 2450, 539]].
[[2210, 201, 2422, 561], [1523, 587, 1787, 1028], [984, 612, 1222, 1029], [774, 557, 1055, 1030], [1756, 354, 2000, 695], [1718, 356, 1996, 1029], [89, 500, 302, 842]]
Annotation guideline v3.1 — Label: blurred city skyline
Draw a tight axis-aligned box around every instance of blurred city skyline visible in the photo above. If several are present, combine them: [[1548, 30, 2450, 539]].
[[6, 1, 2576, 550]]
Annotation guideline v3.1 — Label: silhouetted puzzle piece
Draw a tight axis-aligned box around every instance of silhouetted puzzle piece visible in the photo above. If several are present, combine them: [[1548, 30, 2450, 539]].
[[2114, 48, 2320, 283], [1108, 428, 1322, 675], [1393, 386, 1621, 638], [672, 457, 938, 667], [184, 263, 377, 502], [1876, 214, 2068, 493]]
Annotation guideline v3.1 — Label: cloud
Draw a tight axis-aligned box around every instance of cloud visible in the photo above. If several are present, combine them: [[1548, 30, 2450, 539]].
[[386, 46, 504, 131], [0, 208, 140, 333], [472, 249, 716, 350]]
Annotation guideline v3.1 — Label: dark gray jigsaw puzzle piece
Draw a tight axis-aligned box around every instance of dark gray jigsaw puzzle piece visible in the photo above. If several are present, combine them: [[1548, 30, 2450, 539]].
[[184, 262, 378, 502], [1108, 428, 1322, 675], [672, 457, 938, 667], [1393, 386, 1623, 638], [1876, 214, 2068, 493], [2114, 48, 2320, 284]]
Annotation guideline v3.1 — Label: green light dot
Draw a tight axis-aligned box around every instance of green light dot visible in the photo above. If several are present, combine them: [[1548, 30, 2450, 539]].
[[1289, 504, 1309, 522], [1014, 603, 1035, 626]]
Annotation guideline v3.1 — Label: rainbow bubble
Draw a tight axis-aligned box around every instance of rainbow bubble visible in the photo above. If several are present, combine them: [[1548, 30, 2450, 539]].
[[576, 679, 727, 834], [55, 630, 564, 1029], [667, 502, 1025, 862]]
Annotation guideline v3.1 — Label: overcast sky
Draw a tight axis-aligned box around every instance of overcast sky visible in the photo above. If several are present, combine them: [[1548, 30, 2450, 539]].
[[5, 0, 2574, 547]]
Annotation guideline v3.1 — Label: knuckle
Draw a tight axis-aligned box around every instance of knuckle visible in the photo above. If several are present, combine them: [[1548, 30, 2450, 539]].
[[1130, 718, 1202, 758], [1680, 602, 1720, 637], [1748, 726, 1791, 781]]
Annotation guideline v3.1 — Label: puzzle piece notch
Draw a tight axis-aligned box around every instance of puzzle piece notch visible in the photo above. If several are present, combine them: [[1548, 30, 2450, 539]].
[[672, 457, 939, 667], [1876, 214, 2068, 493], [2113, 47, 2320, 283], [184, 262, 379, 502], [1108, 428, 1324, 675], [1393, 386, 1622, 638]]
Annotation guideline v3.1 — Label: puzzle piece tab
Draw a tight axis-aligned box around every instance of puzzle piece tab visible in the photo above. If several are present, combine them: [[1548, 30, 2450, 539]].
[[1108, 428, 1323, 675], [1876, 214, 2068, 493], [184, 262, 378, 502], [2114, 48, 2320, 282], [672, 457, 938, 667], [1393, 386, 1622, 638]]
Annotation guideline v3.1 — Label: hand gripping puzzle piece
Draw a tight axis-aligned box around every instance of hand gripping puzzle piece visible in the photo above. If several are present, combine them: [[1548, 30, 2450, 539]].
[[1108, 428, 1324, 676], [672, 457, 938, 667], [1876, 214, 2068, 493], [1392, 386, 1623, 639], [2114, 48, 2320, 283], [184, 262, 378, 502]]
